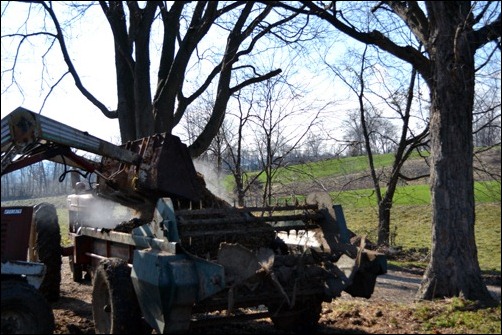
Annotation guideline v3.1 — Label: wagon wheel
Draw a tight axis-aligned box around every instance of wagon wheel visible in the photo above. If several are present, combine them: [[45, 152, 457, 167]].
[[34, 202, 62, 302], [92, 258, 147, 334], [268, 296, 323, 333], [1, 280, 55, 334]]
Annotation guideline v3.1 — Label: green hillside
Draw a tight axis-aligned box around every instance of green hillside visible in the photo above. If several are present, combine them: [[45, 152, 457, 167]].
[[223, 151, 501, 272]]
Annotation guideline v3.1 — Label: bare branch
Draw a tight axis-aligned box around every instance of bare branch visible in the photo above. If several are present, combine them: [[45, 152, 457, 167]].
[[39, 70, 70, 112], [38, 1, 118, 118]]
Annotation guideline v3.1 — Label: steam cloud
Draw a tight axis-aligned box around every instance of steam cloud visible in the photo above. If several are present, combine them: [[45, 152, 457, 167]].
[[193, 159, 233, 204]]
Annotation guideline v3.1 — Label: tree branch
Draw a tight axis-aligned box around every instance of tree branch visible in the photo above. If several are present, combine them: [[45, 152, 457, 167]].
[[39, 1, 118, 118], [470, 12, 501, 51], [230, 69, 282, 94]]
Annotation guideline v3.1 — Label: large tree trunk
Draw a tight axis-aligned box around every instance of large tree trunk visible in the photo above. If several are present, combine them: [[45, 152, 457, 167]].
[[416, 2, 493, 302], [102, 1, 140, 142]]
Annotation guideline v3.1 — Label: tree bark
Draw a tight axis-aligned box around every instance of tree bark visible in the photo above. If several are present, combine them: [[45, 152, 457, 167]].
[[416, 2, 493, 302], [101, 1, 137, 142]]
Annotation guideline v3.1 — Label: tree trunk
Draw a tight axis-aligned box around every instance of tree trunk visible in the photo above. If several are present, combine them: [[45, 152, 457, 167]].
[[377, 198, 392, 246], [416, 2, 493, 302]]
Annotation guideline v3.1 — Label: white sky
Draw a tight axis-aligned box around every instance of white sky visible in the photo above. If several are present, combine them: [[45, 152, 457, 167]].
[[0, 2, 397, 149], [1, 3, 122, 142]]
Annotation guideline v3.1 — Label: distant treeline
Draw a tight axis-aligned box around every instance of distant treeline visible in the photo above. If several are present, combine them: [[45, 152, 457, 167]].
[[1, 161, 91, 200]]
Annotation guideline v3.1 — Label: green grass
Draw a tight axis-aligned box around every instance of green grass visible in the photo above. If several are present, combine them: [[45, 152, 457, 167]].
[[343, 202, 501, 272], [244, 151, 429, 185], [271, 180, 500, 272], [328, 180, 500, 208], [414, 298, 501, 334], [57, 208, 71, 246]]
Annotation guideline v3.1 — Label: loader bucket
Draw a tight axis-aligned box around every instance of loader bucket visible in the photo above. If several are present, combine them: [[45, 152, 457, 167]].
[[98, 133, 202, 208], [149, 134, 202, 201]]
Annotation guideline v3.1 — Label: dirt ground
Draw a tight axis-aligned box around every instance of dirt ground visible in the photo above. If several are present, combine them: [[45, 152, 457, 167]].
[[51, 256, 501, 334]]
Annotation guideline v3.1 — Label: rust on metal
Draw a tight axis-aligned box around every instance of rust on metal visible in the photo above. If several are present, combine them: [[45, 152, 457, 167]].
[[97, 133, 203, 212]]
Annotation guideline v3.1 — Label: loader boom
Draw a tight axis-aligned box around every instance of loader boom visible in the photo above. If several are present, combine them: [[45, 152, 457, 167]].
[[1, 107, 140, 174], [1, 107, 203, 213]]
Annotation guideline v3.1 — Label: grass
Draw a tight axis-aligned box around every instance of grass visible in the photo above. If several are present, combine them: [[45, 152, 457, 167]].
[[414, 298, 501, 334], [343, 202, 501, 272], [57, 208, 70, 246], [324, 180, 500, 207], [239, 151, 429, 185], [330, 180, 501, 272]]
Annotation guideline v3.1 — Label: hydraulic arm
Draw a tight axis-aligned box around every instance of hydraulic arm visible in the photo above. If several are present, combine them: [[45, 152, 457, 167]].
[[1, 107, 202, 213]]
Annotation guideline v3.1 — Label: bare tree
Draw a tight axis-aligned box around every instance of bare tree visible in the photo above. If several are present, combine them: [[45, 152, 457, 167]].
[[1, 1, 312, 157], [342, 107, 398, 156], [473, 101, 501, 148], [180, 93, 227, 169], [249, 74, 321, 206], [303, 132, 326, 160], [219, 89, 262, 207], [333, 45, 429, 246], [274, 1, 501, 302], [1, 171, 13, 198], [0, 160, 75, 199]]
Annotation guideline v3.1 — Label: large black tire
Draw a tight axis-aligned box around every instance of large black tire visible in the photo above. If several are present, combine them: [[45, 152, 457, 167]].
[[34, 203, 62, 302], [1, 280, 55, 334], [92, 258, 146, 334], [268, 296, 323, 333]]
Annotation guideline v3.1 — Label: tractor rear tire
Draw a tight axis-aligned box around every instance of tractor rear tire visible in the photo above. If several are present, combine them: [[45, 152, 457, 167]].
[[34, 202, 62, 302], [1, 280, 55, 334], [92, 258, 145, 334]]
